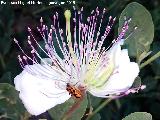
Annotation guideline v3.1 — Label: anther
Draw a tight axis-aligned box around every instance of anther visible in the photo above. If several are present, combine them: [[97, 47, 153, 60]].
[[81, 7, 83, 11], [50, 29, 52, 33], [28, 40, 31, 45], [113, 17, 116, 21], [28, 27, 31, 32], [23, 56, 27, 60], [18, 55, 22, 61], [103, 8, 106, 13], [109, 16, 112, 20], [40, 17, 43, 23], [73, 6, 75, 10], [140, 85, 146, 90], [13, 38, 18, 43], [31, 49, 35, 53], [28, 36, 31, 40]]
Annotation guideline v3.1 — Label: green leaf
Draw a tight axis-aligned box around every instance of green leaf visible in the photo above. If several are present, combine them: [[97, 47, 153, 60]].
[[49, 98, 74, 120], [118, 2, 154, 62], [49, 96, 88, 120], [0, 83, 26, 120], [89, 95, 102, 108], [131, 76, 141, 89], [90, 113, 101, 120], [0, 35, 12, 55], [122, 112, 152, 120]]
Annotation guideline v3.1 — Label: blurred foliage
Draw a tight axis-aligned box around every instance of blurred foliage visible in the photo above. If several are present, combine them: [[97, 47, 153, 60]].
[[0, 0, 160, 120], [0, 83, 26, 120]]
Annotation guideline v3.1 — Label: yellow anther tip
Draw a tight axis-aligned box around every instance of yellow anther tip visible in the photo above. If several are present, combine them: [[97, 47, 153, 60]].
[[64, 10, 71, 20]]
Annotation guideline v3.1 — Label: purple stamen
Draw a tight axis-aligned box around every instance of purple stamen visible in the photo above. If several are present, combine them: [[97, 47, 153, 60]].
[[14, 8, 131, 87]]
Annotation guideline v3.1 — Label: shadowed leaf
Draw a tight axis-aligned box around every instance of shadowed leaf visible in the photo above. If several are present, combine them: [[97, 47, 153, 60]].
[[131, 76, 141, 89], [49, 96, 88, 120]]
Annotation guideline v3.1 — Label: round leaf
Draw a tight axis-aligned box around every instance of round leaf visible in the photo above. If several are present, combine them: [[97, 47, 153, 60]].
[[122, 112, 152, 120], [118, 2, 154, 62]]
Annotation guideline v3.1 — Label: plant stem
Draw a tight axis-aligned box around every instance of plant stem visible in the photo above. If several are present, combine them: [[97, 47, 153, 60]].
[[140, 51, 160, 69], [115, 99, 121, 109], [155, 76, 160, 80], [86, 98, 112, 120], [0, 53, 6, 70]]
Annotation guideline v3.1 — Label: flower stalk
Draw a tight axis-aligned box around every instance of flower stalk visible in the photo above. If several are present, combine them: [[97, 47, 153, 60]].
[[86, 98, 112, 120], [140, 51, 160, 69], [0, 53, 6, 70]]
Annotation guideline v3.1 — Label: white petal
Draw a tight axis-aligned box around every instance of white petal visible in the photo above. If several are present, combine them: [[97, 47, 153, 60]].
[[102, 62, 139, 94], [14, 64, 70, 115], [104, 41, 123, 67], [24, 64, 69, 83], [88, 47, 139, 96], [115, 49, 130, 65], [111, 42, 128, 66], [108, 42, 121, 60]]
